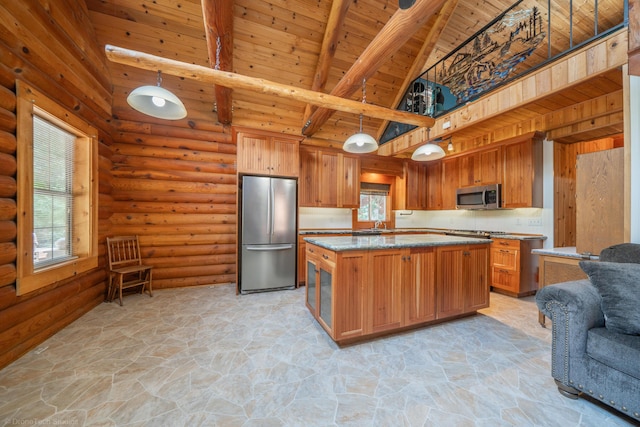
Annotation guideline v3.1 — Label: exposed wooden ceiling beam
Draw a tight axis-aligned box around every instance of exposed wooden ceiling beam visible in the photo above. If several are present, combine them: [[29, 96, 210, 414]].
[[374, 0, 459, 141], [302, 0, 352, 126], [201, 0, 233, 125], [105, 45, 436, 129], [301, 0, 447, 137]]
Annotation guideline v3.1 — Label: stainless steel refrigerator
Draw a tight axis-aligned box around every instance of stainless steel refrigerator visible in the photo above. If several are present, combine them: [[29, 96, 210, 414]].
[[238, 175, 297, 293]]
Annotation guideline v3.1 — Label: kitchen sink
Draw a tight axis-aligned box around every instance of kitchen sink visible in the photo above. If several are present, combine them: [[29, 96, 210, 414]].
[[351, 228, 392, 236]]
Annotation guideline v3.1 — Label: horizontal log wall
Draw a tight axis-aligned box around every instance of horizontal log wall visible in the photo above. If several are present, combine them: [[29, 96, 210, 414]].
[[110, 122, 237, 289], [0, 0, 113, 369]]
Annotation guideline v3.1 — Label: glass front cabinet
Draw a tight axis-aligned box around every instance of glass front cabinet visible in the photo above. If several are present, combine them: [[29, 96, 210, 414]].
[[305, 244, 334, 335]]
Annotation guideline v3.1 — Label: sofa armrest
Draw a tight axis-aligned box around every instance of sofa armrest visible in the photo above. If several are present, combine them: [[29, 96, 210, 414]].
[[535, 279, 605, 384]]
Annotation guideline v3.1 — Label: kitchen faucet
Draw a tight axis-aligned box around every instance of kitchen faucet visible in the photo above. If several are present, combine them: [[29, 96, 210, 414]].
[[374, 220, 386, 230]]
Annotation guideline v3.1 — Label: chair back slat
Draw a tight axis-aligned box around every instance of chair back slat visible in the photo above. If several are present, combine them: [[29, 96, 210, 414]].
[[107, 236, 143, 269]]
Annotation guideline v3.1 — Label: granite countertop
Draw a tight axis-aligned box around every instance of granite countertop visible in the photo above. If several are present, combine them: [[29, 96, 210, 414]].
[[303, 234, 491, 251], [492, 233, 547, 241], [531, 246, 599, 260], [299, 228, 546, 241]]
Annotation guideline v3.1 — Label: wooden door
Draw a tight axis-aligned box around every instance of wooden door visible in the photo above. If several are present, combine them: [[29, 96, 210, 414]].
[[299, 147, 319, 206], [502, 138, 543, 208], [405, 247, 436, 326], [478, 146, 501, 185], [339, 154, 360, 208], [441, 157, 459, 209], [576, 147, 624, 255], [334, 251, 367, 340], [426, 161, 442, 210], [464, 244, 490, 312], [405, 161, 428, 210], [237, 133, 270, 174], [318, 152, 339, 207], [436, 246, 464, 318], [271, 137, 299, 177], [368, 249, 404, 333]]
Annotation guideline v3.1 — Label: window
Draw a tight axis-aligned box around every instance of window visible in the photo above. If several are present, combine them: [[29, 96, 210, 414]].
[[17, 81, 98, 296], [357, 182, 390, 222]]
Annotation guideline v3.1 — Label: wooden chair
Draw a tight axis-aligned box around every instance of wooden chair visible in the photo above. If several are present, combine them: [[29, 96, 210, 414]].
[[106, 235, 153, 306]]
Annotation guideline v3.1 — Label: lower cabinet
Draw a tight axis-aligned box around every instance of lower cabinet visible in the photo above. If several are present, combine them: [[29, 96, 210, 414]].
[[306, 242, 490, 343], [490, 238, 543, 297]]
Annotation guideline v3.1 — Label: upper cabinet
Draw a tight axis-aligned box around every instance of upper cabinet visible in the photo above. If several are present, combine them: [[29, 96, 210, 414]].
[[405, 161, 428, 210], [426, 161, 442, 210], [236, 129, 300, 177], [501, 133, 544, 208], [459, 145, 501, 187], [441, 157, 460, 210], [299, 146, 360, 208]]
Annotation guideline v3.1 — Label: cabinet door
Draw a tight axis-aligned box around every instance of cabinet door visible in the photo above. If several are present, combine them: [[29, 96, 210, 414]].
[[339, 154, 360, 208], [319, 262, 333, 331], [459, 146, 501, 187], [318, 152, 339, 207], [237, 133, 270, 174], [306, 257, 318, 313], [491, 267, 519, 292], [405, 161, 428, 210], [502, 138, 542, 208], [299, 148, 319, 206], [426, 161, 442, 210], [405, 248, 436, 325], [334, 251, 366, 340], [436, 246, 464, 318], [271, 137, 299, 177], [368, 250, 404, 333], [441, 157, 459, 209], [464, 245, 490, 312]]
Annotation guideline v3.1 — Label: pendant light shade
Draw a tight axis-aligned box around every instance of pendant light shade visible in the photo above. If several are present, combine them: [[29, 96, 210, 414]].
[[343, 129, 379, 153], [127, 71, 187, 120], [411, 128, 445, 161], [344, 79, 378, 154]]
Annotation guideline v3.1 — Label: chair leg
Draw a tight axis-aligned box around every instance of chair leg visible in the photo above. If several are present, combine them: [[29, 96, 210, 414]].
[[147, 269, 153, 297], [118, 276, 124, 306]]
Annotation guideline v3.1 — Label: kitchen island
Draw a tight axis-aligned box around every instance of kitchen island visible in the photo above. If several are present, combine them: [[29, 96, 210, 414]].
[[303, 234, 491, 344]]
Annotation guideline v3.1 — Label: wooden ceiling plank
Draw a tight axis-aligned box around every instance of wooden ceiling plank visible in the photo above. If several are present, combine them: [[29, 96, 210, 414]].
[[301, 0, 447, 136], [202, 0, 233, 124], [105, 44, 435, 129], [302, 0, 352, 126]]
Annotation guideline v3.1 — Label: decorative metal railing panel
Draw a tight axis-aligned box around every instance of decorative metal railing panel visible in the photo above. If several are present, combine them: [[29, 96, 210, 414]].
[[380, 0, 627, 144]]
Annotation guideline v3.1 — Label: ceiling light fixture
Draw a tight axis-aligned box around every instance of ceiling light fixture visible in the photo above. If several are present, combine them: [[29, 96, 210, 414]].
[[411, 128, 445, 161], [127, 70, 187, 120], [343, 79, 378, 154], [447, 138, 454, 152]]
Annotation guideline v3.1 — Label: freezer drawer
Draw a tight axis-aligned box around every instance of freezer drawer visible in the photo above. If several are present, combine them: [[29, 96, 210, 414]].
[[240, 244, 296, 293]]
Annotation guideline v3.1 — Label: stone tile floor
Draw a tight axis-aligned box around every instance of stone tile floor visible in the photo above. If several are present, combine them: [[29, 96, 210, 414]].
[[0, 285, 637, 426]]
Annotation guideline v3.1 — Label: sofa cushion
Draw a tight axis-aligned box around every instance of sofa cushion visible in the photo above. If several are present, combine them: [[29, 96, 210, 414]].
[[599, 243, 640, 263], [587, 327, 640, 380], [579, 261, 640, 335]]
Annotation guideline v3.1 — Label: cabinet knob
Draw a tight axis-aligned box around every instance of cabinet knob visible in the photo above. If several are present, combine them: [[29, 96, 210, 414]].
[[322, 254, 329, 259]]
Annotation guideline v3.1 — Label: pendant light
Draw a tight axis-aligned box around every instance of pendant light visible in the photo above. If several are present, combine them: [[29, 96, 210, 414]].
[[447, 138, 454, 152], [343, 79, 378, 154], [127, 71, 187, 120], [411, 128, 445, 161]]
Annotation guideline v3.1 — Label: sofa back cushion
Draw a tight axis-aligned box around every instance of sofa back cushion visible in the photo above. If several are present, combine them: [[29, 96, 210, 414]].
[[579, 261, 640, 335], [599, 243, 640, 263]]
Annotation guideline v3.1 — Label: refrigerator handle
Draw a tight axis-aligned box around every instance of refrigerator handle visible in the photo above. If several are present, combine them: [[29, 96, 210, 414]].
[[266, 179, 272, 236], [270, 181, 275, 235], [246, 244, 294, 251]]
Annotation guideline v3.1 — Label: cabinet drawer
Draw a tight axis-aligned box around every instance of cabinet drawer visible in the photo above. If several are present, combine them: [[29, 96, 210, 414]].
[[491, 247, 519, 270], [492, 238, 520, 249], [306, 244, 336, 263], [492, 267, 519, 292]]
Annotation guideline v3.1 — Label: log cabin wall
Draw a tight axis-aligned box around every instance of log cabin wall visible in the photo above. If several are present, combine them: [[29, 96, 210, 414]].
[[0, 1, 114, 369], [109, 121, 237, 289]]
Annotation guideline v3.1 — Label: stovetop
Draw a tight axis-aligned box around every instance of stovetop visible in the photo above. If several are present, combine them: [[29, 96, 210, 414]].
[[444, 229, 507, 238]]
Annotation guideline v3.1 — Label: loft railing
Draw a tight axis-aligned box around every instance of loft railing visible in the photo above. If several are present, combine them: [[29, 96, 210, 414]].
[[380, 0, 628, 144]]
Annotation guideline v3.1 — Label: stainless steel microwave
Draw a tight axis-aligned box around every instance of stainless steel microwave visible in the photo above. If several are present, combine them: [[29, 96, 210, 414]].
[[456, 184, 501, 210]]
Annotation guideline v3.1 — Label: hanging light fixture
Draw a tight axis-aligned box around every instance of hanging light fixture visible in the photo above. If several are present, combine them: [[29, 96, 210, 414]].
[[447, 138, 454, 152], [343, 79, 378, 154], [127, 70, 187, 120], [411, 128, 445, 161]]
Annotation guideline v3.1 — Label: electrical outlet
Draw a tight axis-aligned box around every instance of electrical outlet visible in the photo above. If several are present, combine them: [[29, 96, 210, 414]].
[[528, 218, 542, 226]]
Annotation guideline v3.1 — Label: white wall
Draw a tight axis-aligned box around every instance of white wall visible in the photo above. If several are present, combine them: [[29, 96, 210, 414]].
[[299, 139, 555, 247]]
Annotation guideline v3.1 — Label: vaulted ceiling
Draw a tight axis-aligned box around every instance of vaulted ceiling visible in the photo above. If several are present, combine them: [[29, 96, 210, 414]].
[[86, 0, 626, 155]]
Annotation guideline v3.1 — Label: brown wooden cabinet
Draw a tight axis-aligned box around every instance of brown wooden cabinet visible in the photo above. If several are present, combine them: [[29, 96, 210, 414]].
[[436, 244, 489, 318], [441, 157, 459, 210], [490, 238, 543, 297], [401, 160, 428, 210], [305, 241, 490, 344], [236, 130, 300, 177], [459, 146, 501, 187], [299, 147, 360, 208], [502, 135, 543, 208]]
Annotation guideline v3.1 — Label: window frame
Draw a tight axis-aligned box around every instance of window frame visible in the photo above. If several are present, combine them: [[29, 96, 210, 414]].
[[16, 81, 99, 296], [352, 174, 396, 230]]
